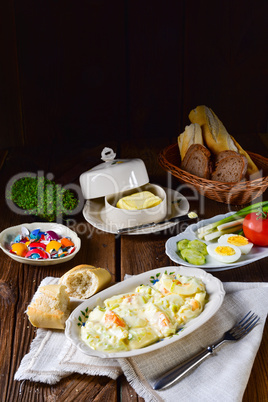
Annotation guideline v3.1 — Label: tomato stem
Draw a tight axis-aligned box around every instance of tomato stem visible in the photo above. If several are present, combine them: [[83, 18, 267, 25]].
[[256, 206, 268, 220]]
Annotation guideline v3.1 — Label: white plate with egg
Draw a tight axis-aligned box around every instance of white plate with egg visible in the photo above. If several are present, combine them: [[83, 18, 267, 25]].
[[65, 265, 225, 358], [83, 187, 189, 235], [165, 212, 268, 271]]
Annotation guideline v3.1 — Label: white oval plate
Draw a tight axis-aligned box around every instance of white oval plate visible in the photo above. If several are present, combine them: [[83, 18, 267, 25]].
[[82, 187, 190, 235], [0, 222, 81, 266], [65, 266, 225, 359], [166, 212, 268, 271]]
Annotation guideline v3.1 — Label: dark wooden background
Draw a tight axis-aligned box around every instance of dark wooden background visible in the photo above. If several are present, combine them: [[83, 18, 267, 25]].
[[1, 0, 268, 151]]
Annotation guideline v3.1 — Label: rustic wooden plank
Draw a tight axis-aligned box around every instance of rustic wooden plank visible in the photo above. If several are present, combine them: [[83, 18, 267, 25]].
[[119, 139, 268, 400], [0, 0, 23, 149], [14, 0, 127, 148], [183, 0, 268, 138], [126, 0, 185, 141], [243, 325, 268, 402], [0, 146, 118, 401]]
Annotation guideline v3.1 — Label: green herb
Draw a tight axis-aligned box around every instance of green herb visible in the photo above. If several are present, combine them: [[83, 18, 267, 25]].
[[6, 176, 79, 222]]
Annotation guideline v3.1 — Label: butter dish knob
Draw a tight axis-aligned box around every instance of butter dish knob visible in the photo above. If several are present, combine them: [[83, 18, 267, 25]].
[[101, 147, 116, 162]]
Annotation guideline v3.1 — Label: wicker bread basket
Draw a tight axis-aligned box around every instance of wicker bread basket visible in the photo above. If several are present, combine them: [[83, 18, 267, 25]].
[[158, 143, 268, 205]]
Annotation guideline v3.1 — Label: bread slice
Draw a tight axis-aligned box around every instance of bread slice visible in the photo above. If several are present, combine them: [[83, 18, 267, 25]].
[[211, 152, 248, 182], [181, 144, 212, 179], [188, 105, 259, 176], [177, 123, 203, 161], [27, 284, 70, 329], [59, 265, 112, 299]]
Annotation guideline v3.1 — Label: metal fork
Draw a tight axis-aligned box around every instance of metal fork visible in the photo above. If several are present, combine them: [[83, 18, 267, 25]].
[[153, 311, 260, 390]]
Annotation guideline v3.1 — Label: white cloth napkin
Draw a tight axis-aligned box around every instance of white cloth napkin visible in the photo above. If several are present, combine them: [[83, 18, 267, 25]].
[[15, 277, 122, 384], [15, 278, 268, 402]]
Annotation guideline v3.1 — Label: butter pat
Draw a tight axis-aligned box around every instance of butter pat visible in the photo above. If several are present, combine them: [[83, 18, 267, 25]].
[[116, 191, 162, 210]]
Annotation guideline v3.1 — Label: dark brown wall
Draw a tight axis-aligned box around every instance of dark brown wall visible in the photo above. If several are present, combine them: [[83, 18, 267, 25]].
[[1, 0, 268, 149]]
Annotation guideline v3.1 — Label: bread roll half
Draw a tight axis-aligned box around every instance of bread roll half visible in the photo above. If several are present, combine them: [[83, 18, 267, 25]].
[[178, 123, 203, 161], [59, 265, 112, 299], [189, 105, 259, 175], [27, 284, 70, 329]]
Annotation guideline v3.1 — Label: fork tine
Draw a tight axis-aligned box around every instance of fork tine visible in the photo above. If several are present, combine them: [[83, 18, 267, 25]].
[[238, 316, 260, 338], [231, 312, 260, 339], [231, 311, 253, 331], [237, 311, 252, 327]]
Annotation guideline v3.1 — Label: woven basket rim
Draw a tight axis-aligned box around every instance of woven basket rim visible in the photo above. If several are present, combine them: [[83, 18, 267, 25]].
[[159, 143, 268, 187]]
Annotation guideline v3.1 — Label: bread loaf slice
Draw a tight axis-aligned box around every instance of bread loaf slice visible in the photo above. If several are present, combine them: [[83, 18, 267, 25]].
[[27, 284, 70, 329], [189, 105, 259, 176], [178, 123, 203, 161], [181, 144, 212, 179], [211, 151, 248, 182], [59, 265, 112, 299]]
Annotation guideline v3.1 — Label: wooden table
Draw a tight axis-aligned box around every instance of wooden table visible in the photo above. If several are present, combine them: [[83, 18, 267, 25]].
[[1, 139, 267, 402]]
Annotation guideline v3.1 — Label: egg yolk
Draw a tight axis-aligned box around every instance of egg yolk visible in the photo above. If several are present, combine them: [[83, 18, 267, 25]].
[[215, 246, 236, 256], [227, 235, 249, 247]]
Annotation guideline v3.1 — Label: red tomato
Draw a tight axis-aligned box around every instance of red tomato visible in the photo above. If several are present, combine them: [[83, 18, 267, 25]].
[[243, 212, 268, 246]]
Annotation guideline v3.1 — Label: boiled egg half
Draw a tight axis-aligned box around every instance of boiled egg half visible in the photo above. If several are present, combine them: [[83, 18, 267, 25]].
[[207, 244, 241, 264], [218, 234, 253, 255]]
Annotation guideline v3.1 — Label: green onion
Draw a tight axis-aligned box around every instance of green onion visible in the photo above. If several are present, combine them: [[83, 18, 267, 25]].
[[197, 201, 268, 240], [217, 218, 244, 231], [203, 225, 243, 241]]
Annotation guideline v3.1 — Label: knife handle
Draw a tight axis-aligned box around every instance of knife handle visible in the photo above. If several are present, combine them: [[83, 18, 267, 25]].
[[153, 346, 213, 390]]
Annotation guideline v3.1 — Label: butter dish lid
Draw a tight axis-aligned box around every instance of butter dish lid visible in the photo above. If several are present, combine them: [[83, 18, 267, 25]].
[[79, 148, 149, 199]]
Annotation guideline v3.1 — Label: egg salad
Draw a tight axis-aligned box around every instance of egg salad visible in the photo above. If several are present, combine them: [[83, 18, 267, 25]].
[[80, 273, 207, 352]]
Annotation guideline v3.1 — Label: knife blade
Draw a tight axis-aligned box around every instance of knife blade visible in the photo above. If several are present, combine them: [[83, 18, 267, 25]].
[[117, 212, 198, 234]]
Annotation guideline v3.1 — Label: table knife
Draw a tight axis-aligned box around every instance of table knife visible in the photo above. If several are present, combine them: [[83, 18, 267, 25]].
[[117, 212, 198, 234]]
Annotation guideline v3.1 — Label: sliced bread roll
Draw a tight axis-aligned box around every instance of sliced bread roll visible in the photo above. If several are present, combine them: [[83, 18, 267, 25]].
[[181, 144, 212, 179], [59, 265, 112, 299], [27, 284, 70, 329], [177, 123, 203, 161], [211, 151, 248, 182], [188, 105, 259, 176]]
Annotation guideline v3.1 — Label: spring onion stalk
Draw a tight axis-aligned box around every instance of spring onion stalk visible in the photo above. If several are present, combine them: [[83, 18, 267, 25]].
[[197, 201, 268, 238], [203, 225, 243, 242], [217, 218, 244, 231]]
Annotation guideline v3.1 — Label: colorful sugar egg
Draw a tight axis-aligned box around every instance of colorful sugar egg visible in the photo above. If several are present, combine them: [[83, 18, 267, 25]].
[[46, 240, 62, 254], [11, 243, 28, 257], [25, 248, 49, 259], [46, 230, 60, 241], [60, 237, 74, 247], [28, 242, 46, 250]]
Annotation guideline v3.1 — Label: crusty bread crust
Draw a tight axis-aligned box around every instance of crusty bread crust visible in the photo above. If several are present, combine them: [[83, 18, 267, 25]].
[[181, 144, 212, 179], [178, 123, 203, 161], [211, 152, 248, 183], [26, 284, 70, 329], [59, 264, 112, 299], [188, 105, 259, 176]]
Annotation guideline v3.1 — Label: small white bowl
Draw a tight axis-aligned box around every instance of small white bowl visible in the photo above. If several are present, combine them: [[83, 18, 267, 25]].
[[0, 222, 81, 266], [104, 183, 167, 228]]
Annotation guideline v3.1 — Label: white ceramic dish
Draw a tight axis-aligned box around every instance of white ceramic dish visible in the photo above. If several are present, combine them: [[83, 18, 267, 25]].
[[79, 147, 149, 199], [65, 266, 225, 359], [105, 183, 167, 228], [83, 187, 190, 235], [165, 212, 268, 272], [0, 223, 81, 266]]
